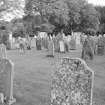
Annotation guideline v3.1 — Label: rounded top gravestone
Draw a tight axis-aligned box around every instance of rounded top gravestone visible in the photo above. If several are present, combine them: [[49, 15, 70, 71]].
[[51, 57, 94, 105]]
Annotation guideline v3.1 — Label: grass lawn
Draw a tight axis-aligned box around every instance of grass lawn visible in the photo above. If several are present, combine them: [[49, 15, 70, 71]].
[[6, 47, 105, 105]]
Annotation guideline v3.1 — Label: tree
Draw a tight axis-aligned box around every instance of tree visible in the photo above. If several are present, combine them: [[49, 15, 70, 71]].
[[0, 0, 25, 22], [25, 0, 100, 35], [25, 0, 69, 31], [79, 3, 99, 33], [95, 6, 105, 34]]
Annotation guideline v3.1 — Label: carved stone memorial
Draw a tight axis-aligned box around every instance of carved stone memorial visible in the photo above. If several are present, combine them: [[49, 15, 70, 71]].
[[51, 57, 94, 105], [0, 59, 16, 105]]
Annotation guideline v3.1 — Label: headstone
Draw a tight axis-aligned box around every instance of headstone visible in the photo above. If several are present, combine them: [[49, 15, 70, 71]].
[[0, 59, 16, 105], [81, 37, 94, 60], [42, 37, 49, 49], [31, 38, 36, 48], [51, 57, 94, 105], [47, 39, 54, 57], [64, 41, 69, 52], [59, 40, 65, 53], [0, 44, 7, 59], [70, 36, 76, 50], [93, 36, 98, 55], [36, 37, 42, 50], [53, 38, 59, 52], [97, 37, 105, 55]]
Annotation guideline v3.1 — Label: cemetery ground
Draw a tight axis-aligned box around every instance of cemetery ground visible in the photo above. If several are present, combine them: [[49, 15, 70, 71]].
[[7, 47, 105, 105]]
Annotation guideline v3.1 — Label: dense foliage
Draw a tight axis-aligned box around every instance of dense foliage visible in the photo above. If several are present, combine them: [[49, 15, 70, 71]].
[[95, 6, 105, 34], [25, 0, 100, 34], [0, 0, 104, 37]]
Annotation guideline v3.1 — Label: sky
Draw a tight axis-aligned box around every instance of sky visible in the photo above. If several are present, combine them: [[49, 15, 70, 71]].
[[88, 0, 105, 6]]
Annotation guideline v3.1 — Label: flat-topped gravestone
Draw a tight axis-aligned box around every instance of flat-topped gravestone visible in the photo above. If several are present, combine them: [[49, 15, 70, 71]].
[[51, 57, 94, 105], [0, 59, 16, 105], [0, 44, 7, 59]]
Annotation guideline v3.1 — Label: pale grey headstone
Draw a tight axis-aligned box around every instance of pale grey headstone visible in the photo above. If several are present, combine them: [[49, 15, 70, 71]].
[[0, 59, 16, 105], [51, 57, 94, 105], [0, 44, 7, 59]]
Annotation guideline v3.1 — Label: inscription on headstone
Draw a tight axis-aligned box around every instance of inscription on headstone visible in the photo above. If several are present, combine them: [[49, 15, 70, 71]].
[[51, 57, 94, 105]]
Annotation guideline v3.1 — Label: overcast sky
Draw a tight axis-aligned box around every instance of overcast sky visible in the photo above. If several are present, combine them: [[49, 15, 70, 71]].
[[88, 0, 105, 6]]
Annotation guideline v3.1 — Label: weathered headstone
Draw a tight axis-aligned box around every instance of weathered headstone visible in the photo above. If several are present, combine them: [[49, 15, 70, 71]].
[[59, 40, 65, 53], [36, 37, 42, 50], [64, 41, 69, 52], [70, 36, 76, 50], [47, 39, 55, 57], [97, 37, 105, 55], [0, 59, 16, 105], [31, 38, 36, 48], [43, 37, 49, 50], [81, 37, 94, 60], [0, 44, 7, 59], [51, 57, 94, 105], [53, 38, 59, 52]]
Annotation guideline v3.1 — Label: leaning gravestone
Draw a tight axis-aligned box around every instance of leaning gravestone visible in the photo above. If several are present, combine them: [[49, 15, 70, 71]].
[[51, 57, 94, 105], [0, 59, 16, 105]]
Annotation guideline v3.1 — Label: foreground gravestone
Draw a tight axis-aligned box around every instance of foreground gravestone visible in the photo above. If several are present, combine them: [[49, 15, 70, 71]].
[[51, 57, 94, 105], [0, 44, 7, 59], [0, 59, 16, 105]]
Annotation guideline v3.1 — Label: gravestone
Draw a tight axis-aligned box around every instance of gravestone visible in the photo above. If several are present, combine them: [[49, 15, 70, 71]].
[[64, 41, 69, 52], [43, 37, 49, 49], [59, 40, 65, 53], [97, 37, 105, 55], [36, 37, 42, 50], [82, 37, 94, 60], [0, 44, 7, 59], [53, 38, 59, 52], [47, 39, 54, 57], [51, 57, 94, 105], [0, 59, 16, 105], [31, 38, 36, 48], [70, 37, 76, 50]]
